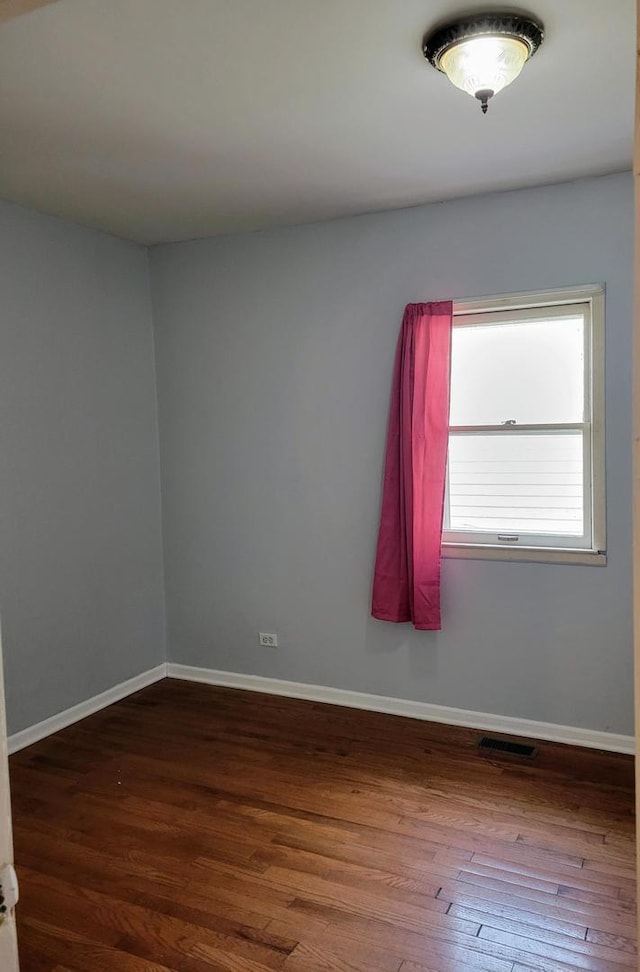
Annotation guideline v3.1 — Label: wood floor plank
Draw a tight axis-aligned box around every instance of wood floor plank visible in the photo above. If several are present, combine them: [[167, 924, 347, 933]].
[[10, 679, 636, 972], [478, 924, 635, 971], [400, 963, 512, 972], [436, 883, 635, 939], [586, 929, 636, 955], [19, 866, 296, 970], [281, 938, 402, 972], [468, 853, 633, 897], [269, 909, 516, 972]]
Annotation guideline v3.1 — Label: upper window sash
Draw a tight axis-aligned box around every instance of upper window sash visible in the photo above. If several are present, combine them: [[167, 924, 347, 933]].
[[453, 301, 590, 329], [452, 284, 604, 317], [448, 422, 585, 433]]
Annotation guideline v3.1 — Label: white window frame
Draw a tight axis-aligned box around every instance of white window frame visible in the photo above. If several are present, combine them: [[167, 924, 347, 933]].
[[442, 285, 606, 566]]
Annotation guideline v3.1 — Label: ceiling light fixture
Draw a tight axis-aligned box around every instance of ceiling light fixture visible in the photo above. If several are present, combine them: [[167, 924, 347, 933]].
[[423, 12, 544, 114]]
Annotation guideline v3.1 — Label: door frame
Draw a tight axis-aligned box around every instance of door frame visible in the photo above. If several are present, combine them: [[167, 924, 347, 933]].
[[0, 627, 19, 971], [633, 0, 640, 945]]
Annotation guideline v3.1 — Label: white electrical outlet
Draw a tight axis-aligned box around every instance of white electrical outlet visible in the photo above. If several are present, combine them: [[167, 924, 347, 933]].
[[259, 632, 278, 647]]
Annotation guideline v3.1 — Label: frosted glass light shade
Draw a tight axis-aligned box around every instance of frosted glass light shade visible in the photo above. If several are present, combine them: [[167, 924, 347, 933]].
[[423, 14, 544, 113], [440, 35, 529, 100]]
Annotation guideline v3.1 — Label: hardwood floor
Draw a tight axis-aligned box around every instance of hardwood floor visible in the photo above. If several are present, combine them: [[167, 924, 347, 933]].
[[9, 678, 636, 972]]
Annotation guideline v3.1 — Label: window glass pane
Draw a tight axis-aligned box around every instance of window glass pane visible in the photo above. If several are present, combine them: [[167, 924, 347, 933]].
[[449, 315, 584, 426], [448, 432, 584, 537]]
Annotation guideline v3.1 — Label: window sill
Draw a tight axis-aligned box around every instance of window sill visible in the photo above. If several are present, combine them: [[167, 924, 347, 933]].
[[441, 543, 607, 566]]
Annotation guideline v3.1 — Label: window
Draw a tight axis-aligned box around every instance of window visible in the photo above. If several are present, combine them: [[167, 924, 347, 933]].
[[442, 286, 605, 565]]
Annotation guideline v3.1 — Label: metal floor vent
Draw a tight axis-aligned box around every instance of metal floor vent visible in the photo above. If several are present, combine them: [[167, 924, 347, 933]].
[[479, 736, 537, 758]]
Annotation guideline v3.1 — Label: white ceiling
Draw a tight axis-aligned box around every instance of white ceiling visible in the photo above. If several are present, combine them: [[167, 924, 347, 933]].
[[0, 0, 634, 244]]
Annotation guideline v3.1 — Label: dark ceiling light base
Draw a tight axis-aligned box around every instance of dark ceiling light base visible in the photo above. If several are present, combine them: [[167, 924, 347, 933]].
[[423, 13, 543, 67], [423, 12, 544, 114]]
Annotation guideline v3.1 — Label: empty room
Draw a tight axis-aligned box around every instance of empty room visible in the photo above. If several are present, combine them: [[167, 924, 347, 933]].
[[0, 1, 638, 971]]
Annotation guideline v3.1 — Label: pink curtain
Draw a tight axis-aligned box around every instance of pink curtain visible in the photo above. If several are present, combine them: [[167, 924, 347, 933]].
[[371, 301, 453, 631]]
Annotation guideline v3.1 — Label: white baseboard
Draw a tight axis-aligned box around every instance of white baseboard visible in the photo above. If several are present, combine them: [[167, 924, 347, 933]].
[[8, 663, 168, 754], [9, 661, 633, 757], [167, 663, 634, 755]]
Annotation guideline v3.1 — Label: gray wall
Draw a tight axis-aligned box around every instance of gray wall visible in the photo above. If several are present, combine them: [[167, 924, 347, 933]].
[[0, 202, 166, 734], [150, 172, 634, 736]]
